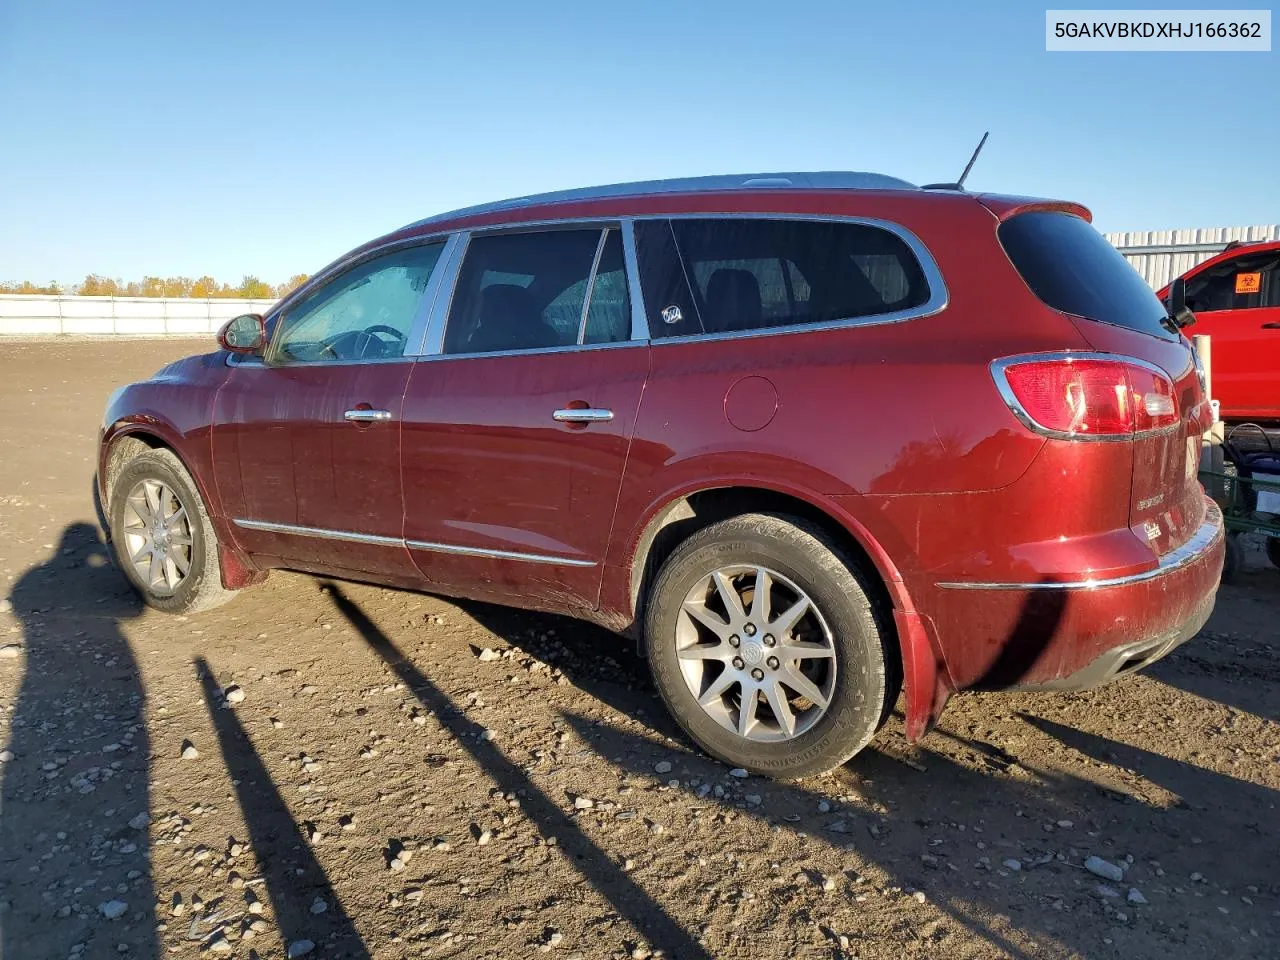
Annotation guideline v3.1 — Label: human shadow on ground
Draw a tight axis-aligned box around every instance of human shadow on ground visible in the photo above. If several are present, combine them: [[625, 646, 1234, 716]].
[[195, 656, 372, 959], [0, 523, 158, 959], [324, 584, 715, 960]]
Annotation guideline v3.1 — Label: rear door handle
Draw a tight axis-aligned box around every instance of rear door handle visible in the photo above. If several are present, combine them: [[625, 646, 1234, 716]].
[[553, 408, 614, 423], [1262, 321, 1280, 329], [344, 409, 393, 422]]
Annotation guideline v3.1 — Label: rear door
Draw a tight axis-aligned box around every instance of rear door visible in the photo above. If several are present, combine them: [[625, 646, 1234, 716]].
[[998, 211, 1210, 556], [1183, 249, 1280, 419], [213, 240, 450, 579], [400, 225, 648, 611]]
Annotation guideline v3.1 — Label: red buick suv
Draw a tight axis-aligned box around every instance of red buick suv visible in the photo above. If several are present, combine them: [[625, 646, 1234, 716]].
[[97, 172, 1224, 778]]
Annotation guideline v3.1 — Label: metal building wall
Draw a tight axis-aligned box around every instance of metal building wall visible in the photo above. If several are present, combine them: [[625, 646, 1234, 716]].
[[1105, 225, 1280, 290]]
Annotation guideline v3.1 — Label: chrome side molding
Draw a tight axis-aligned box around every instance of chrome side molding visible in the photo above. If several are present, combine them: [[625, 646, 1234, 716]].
[[232, 518, 595, 567]]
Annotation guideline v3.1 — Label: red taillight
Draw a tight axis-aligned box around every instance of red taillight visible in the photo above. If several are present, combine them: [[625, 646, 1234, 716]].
[[994, 354, 1178, 438]]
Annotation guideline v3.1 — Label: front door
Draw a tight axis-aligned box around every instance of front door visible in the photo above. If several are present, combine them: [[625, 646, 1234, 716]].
[[212, 240, 449, 579], [401, 226, 648, 611], [1184, 248, 1280, 419]]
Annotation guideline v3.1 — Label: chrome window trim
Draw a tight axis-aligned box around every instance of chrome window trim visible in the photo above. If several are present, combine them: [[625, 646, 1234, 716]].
[[620, 219, 650, 341], [231, 209, 946, 366], [990, 351, 1181, 443], [414, 337, 645, 363], [631, 212, 949, 345], [232, 518, 595, 567], [576, 228, 610, 345], [936, 500, 1223, 591], [421, 232, 470, 357]]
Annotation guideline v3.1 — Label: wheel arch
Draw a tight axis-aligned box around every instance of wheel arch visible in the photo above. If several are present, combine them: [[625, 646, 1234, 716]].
[[99, 422, 263, 591], [622, 482, 949, 742]]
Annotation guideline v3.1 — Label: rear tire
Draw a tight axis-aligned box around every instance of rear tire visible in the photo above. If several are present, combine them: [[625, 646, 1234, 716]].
[[108, 448, 235, 614], [644, 513, 895, 780], [1267, 536, 1280, 571]]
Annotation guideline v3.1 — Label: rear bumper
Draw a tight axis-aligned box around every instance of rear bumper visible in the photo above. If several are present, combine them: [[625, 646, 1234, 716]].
[[928, 499, 1224, 690], [1010, 592, 1213, 691]]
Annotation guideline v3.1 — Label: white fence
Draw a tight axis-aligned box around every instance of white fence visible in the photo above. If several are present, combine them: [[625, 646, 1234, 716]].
[[0, 295, 278, 337], [1106, 225, 1280, 290]]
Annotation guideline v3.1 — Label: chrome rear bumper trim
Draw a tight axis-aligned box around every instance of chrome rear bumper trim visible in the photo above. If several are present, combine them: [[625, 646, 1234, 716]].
[[935, 500, 1223, 591]]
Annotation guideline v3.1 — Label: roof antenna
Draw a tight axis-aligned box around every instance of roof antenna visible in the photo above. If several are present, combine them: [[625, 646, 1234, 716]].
[[923, 131, 989, 191]]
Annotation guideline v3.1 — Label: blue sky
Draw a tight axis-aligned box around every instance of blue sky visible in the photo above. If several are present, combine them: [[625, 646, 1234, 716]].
[[1, 1, 1275, 285]]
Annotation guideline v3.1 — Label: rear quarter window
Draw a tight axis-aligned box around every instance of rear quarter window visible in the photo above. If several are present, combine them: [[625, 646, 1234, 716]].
[[635, 218, 931, 338], [999, 211, 1174, 340]]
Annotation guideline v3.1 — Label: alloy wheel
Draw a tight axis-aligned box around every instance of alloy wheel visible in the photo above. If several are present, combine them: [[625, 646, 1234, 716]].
[[122, 478, 193, 596], [675, 565, 837, 742]]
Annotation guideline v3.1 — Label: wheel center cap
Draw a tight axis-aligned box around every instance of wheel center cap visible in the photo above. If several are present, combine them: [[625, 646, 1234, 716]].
[[741, 640, 764, 666]]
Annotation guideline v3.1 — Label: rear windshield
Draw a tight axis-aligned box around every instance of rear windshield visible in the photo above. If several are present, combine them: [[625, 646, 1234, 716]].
[[999, 211, 1173, 339]]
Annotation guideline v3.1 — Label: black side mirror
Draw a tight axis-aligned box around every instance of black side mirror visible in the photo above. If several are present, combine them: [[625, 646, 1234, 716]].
[[217, 314, 267, 354], [1168, 277, 1196, 329]]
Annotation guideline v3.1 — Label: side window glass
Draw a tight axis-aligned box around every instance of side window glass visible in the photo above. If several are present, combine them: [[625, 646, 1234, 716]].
[[583, 230, 631, 344], [1185, 253, 1280, 313], [668, 219, 930, 336], [634, 219, 703, 338], [444, 230, 601, 355], [273, 243, 444, 363], [1267, 260, 1280, 308]]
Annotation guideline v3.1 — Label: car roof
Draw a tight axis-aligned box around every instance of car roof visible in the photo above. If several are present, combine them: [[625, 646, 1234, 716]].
[[334, 172, 1088, 272], [405, 171, 920, 229]]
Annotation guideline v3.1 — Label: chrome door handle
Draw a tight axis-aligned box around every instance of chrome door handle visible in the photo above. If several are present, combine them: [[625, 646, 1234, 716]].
[[344, 409, 393, 422], [553, 408, 614, 423]]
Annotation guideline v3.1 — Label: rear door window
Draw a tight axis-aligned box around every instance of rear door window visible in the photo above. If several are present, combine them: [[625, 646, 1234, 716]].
[[999, 211, 1174, 339], [445, 229, 625, 355], [635, 218, 930, 338]]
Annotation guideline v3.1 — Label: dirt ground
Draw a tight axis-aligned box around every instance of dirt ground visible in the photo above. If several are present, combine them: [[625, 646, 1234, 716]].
[[0, 338, 1276, 960]]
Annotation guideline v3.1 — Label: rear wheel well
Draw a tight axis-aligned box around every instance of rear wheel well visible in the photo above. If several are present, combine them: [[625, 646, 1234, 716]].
[[632, 487, 897, 644]]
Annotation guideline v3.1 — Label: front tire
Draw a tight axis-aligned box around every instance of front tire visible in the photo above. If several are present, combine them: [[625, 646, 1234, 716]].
[[644, 513, 895, 779], [108, 448, 234, 614]]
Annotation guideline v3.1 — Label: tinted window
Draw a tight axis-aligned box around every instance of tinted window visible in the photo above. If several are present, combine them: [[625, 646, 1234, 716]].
[[274, 243, 444, 362], [999, 212, 1173, 339], [445, 230, 602, 354], [1185, 251, 1280, 312], [583, 230, 631, 344], [633, 220, 702, 338], [636, 218, 930, 338]]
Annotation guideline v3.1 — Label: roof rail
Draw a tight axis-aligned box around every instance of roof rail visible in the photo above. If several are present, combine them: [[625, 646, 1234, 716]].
[[409, 171, 919, 227]]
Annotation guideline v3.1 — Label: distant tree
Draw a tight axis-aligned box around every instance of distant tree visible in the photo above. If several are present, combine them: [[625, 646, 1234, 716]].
[[274, 274, 309, 297], [77, 275, 124, 296], [7, 273, 301, 297], [0, 280, 62, 294], [162, 276, 194, 297], [235, 275, 273, 299], [189, 276, 220, 298]]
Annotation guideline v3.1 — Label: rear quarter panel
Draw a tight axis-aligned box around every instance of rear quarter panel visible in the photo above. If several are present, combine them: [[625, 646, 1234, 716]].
[[600, 194, 1092, 629]]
